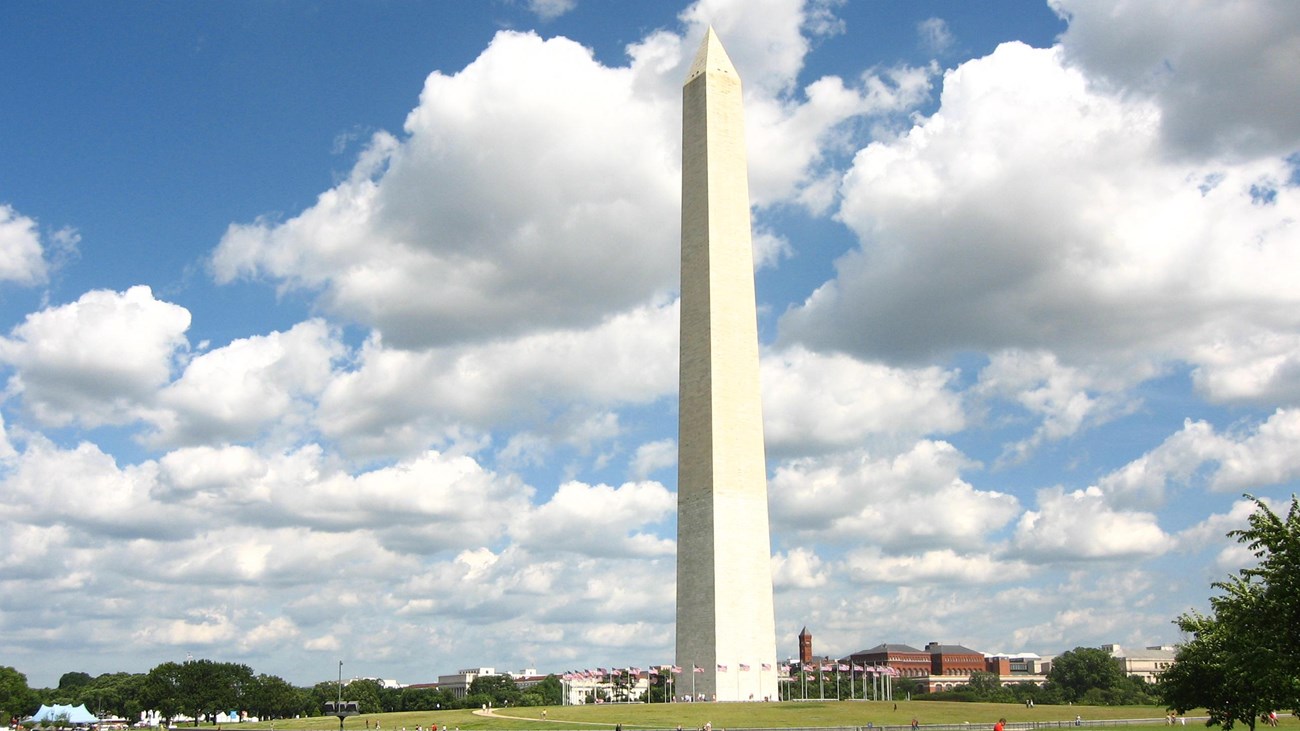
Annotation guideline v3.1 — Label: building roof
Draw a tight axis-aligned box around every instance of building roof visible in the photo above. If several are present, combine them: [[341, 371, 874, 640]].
[[849, 643, 925, 655], [1105, 644, 1178, 660], [985, 652, 1042, 660], [927, 643, 981, 655]]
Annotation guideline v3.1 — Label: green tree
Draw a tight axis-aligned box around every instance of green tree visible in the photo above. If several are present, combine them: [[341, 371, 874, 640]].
[[57, 673, 93, 692], [1046, 647, 1126, 702], [1005, 680, 1049, 705], [467, 675, 519, 706], [965, 671, 1001, 697], [141, 662, 183, 723], [1107, 675, 1158, 705], [1159, 495, 1300, 729], [308, 681, 338, 717], [894, 675, 923, 699], [246, 674, 305, 720], [376, 685, 401, 714], [0, 666, 38, 721], [81, 672, 147, 720], [398, 687, 438, 711], [428, 687, 457, 710], [534, 675, 562, 706], [1159, 610, 1266, 731], [175, 660, 254, 725], [350, 678, 386, 714]]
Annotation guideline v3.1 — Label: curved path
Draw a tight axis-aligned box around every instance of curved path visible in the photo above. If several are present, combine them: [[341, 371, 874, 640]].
[[472, 708, 664, 729]]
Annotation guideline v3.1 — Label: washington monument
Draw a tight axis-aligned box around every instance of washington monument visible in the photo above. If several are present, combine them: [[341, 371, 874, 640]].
[[675, 28, 778, 702]]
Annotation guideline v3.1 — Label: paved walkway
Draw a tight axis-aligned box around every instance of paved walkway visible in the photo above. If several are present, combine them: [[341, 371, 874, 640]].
[[472, 708, 617, 727]]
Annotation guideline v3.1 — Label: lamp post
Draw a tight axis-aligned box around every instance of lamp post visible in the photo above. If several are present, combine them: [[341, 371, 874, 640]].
[[327, 661, 357, 731]]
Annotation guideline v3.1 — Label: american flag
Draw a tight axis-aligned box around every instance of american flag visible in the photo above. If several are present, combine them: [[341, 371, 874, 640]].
[[693, 665, 704, 673], [739, 664, 750, 671], [717, 664, 728, 672], [762, 663, 773, 671], [672, 666, 683, 674], [853, 665, 864, 672], [597, 667, 607, 674]]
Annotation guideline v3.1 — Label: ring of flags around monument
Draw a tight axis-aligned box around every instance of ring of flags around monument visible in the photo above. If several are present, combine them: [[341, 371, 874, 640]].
[[557, 661, 900, 703], [557, 661, 898, 682], [560, 664, 764, 680]]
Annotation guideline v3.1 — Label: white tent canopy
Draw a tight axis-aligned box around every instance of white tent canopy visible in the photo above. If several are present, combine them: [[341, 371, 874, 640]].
[[26, 704, 99, 725]]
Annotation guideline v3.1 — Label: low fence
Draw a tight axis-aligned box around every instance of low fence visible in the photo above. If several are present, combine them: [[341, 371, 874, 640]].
[[323, 711, 1213, 731], [711, 721, 1207, 731]]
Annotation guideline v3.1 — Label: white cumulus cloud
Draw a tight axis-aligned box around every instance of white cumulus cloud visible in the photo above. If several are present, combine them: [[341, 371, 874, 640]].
[[770, 440, 1019, 550], [0, 204, 49, 285], [780, 41, 1300, 388], [0, 286, 191, 426], [1014, 486, 1173, 561]]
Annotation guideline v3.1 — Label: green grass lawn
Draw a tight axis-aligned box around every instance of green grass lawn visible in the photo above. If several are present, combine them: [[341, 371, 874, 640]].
[[231, 701, 1216, 731]]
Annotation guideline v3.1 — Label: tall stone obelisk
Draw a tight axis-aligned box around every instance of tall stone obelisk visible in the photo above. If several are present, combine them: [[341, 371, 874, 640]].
[[675, 28, 778, 702]]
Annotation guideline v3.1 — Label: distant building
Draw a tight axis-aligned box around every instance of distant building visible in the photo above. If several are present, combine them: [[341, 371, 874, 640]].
[[845, 643, 930, 677], [1103, 644, 1178, 683], [436, 667, 497, 699], [344, 677, 402, 689], [984, 652, 1049, 687], [839, 641, 1054, 693], [557, 670, 648, 705], [434, 667, 557, 699], [925, 642, 986, 692], [511, 669, 547, 691]]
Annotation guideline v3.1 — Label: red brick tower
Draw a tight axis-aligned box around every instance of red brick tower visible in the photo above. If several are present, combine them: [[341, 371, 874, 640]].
[[799, 627, 813, 665]]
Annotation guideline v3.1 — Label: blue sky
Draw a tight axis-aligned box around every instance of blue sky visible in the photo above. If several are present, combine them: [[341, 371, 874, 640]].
[[2, 0, 1299, 689]]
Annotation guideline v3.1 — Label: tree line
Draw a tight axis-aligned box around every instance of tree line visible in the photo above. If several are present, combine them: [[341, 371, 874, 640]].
[[0, 661, 562, 725]]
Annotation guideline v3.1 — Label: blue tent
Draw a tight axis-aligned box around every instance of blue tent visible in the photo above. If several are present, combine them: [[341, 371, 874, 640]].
[[26, 704, 99, 725]]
